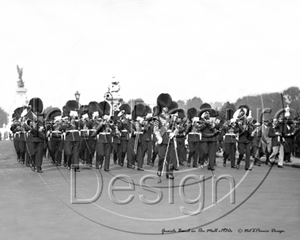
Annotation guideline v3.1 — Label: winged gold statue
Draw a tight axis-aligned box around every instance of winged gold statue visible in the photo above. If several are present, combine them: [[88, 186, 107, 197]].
[[17, 65, 25, 88]]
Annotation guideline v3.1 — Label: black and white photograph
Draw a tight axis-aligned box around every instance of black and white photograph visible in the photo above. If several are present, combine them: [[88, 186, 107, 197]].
[[0, 0, 299, 239]]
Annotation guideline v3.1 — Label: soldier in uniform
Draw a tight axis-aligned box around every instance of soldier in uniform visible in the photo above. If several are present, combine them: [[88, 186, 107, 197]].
[[251, 121, 263, 166], [59, 100, 82, 172], [222, 109, 238, 168], [260, 109, 273, 166], [128, 104, 146, 170], [95, 101, 113, 171], [117, 103, 131, 167], [142, 105, 153, 166], [150, 106, 159, 166], [111, 110, 122, 165], [185, 107, 201, 168], [153, 93, 176, 179], [80, 102, 99, 167], [198, 103, 221, 171], [268, 118, 281, 166], [235, 105, 254, 171], [25, 98, 46, 173], [10, 108, 25, 163], [78, 105, 89, 164], [45, 108, 63, 166], [175, 109, 186, 167], [284, 118, 295, 163]]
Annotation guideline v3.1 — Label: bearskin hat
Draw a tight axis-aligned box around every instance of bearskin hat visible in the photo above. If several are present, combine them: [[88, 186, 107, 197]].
[[169, 101, 179, 115], [177, 108, 185, 119], [200, 103, 212, 110], [132, 104, 146, 120], [28, 97, 43, 114], [187, 107, 197, 119], [210, 109, 218, 118], [98, 101, 111, 117], [65, 100, 80, 111], [144, 105, 152, 114], [62, 105, 69, 117], [88, 102, 101, 116], [157, 93, 172, 113], [79, 105, 89, 115], [45, 108, 62, 121], [119, 103, 131, 115], [199, 103, 213, 118], [62, 100, 80, 117]]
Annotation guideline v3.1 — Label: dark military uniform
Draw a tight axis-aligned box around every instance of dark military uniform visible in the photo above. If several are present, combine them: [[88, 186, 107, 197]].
[[154, 112, 175, 178], [142, 121, 153, 165], [119, 121, 130, 167], [222, 121, 238, 168], [11, 121, 26, 163], [198, 103, 221, 171], [95, 122, 112, 171], [26, 120, 45, 172], [60, 119, 81, 171], [186, 119, 201, 168], [80, 119, 97, 167], [237, 121, 254, 170]]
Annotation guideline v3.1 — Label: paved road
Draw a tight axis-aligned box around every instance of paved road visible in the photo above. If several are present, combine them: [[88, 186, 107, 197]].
[[1, 141, 299, 240]]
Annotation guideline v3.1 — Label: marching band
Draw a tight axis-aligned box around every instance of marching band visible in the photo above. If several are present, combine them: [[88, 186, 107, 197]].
[[9, 93, 300, 177]]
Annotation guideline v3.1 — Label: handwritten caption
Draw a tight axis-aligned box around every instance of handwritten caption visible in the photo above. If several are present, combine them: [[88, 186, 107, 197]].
[[161, 228, 285, 234]]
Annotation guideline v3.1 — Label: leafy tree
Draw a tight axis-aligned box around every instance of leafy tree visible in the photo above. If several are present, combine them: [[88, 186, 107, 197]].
[[176, 100, 186, 109], [185, 97, 203, 110], [210, 102, 223, 110], [235, 86, 300, 120]]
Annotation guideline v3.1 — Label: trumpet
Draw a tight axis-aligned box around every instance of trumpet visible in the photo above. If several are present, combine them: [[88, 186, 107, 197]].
[[102, 119, 114, 133]]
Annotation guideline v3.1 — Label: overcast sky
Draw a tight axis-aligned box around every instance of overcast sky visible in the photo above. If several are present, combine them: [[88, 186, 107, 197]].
[[1, 0, 299, 113]]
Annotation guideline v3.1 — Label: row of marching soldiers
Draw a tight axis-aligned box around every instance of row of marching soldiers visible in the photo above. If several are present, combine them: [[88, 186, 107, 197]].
[[10, 93, 300, 177]]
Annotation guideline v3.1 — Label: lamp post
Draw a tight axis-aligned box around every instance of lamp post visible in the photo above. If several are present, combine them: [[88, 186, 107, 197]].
[[74, 91, 80, 102]]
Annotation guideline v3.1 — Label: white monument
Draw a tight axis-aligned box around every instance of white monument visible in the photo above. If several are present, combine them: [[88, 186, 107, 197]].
[[4, 65, 28, 134]]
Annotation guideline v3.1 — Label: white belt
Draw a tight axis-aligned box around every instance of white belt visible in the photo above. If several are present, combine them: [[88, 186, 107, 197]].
[[66, 130, 79, 133], [134, 131, 143, 134], [188, 132, 200, 135], [225, 133, 236, 136], [99, 132, 111, 135], [121, 130, 128, 132], [14, 132, 20, 137], [50, 131, 63, 138]]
